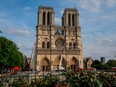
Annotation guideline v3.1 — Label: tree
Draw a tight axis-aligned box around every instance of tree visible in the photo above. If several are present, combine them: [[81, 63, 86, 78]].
[[0, 36, 23, 73], [107, 60, 116, 68], [91, 60, 103, 70], [102, 63, 110, 70]]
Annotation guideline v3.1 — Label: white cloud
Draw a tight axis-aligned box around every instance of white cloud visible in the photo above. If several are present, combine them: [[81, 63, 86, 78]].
[[60, 10, 64, 15], [24, 7, 31, 10], [100, 15, 116, 20], [0, 18, 32, 37], [0, 11, 7, 17], [101, 39, 116, 47], [5, 27, 30, 37], [82, 34, 93, 38], [79, 0, 101, 12], [16, 42, 33, 57], [55, 17, 61, 25], [17, 42, 32, 50], [83, 41, 116, 61], [106, 0, 116, 7], [68, 0, 102, 12]]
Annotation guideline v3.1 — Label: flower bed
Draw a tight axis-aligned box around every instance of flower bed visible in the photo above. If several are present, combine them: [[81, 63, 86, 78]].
[[0, 70, 116, 87]]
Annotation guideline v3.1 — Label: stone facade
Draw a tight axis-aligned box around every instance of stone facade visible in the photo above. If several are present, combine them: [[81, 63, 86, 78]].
[[35, 6, 84, 71]]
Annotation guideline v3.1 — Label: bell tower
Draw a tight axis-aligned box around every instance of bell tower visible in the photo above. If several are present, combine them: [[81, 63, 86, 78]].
[[62, 8, 83, 68], [37, 6, 54, 26], [36, 6, 54, 71]]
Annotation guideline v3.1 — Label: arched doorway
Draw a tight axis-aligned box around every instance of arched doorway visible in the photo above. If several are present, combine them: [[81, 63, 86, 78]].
[[40, 57, 50, 71], [69, 57, 79, 71], [53, 55, 66, 69]]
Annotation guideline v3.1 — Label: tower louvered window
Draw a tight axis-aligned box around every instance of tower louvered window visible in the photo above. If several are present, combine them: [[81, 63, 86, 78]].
[[62, 17, 64, 26], [72, 14, 75, 26], [68, 13, 71, 26], [43, 12, 46, 25], [47, 12, 50, 25]]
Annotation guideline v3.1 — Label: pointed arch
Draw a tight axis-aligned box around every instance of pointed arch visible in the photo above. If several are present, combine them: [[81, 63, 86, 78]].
[[69, 57, 79, 71], [53, 55, 66, 69], [40, 57, 50, 71]]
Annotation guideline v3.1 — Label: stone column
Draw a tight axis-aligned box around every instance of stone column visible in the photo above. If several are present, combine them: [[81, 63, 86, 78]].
[[74, 14, 77, 27], [48, 11, 51, 26], [64, 14, 66, 26], [70, 13, 72, 26], [77, 13, 79, 26], [45, 11, 47, 26], [39, 11, 42, 25], [52, 12, 54, 26], [66, 13, 68, 27]]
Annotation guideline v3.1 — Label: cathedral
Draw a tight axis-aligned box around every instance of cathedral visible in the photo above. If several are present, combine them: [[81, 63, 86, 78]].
[[35, 6, 84, 72]]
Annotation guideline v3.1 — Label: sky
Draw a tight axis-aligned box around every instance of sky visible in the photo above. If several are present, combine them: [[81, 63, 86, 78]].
[[0, 0, 116, 61]]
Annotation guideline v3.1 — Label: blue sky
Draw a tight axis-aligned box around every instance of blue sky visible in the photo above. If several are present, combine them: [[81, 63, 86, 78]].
[[0, 0, 116, 61]]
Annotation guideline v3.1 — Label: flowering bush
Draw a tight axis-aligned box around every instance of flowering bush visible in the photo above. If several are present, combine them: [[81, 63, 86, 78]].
[[0, 70, 115, 87]]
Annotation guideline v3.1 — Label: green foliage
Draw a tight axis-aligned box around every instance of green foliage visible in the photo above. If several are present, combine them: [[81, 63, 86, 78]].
[[41, 73, 59, 86], [0, 83, 4, 87], [0, 70, 116, 87], [102, 63, 110, 70], [29, 78, 41, 87], [11, 78, 29, 87], [91, 60, 103, 70], [107, 60, 116, 67], [91, 59, 116, 70], [29, 73, 59, 87], [0, 36, 23, 70], [62, 70, 104, 87]]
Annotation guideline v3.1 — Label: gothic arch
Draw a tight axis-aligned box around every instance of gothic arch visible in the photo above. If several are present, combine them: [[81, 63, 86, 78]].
[[40, 57, 50, 71], [69, 57, 79, 71], [53, 55, 66, 69]]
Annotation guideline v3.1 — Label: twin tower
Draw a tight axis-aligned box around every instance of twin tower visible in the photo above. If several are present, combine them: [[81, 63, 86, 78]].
[[35, 6, 83, 71]]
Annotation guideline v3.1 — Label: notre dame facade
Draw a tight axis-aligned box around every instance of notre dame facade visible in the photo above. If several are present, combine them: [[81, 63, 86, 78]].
[[35, 6, 84, 72]]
